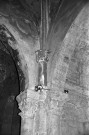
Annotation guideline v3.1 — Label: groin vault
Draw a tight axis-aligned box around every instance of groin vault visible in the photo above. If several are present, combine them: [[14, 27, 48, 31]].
[[0, 0, 88, 135]]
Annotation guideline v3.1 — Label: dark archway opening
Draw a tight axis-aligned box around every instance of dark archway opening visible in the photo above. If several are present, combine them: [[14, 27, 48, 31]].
[[0, 42, 21, 135]]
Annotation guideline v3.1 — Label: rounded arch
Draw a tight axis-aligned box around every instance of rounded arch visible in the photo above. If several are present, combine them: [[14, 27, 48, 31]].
[[0, 24, 25, 92]]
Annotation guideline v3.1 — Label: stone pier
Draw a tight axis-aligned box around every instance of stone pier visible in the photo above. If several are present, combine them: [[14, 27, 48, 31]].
[[17, 89, 49, 135], [16, 87, 66, 135]]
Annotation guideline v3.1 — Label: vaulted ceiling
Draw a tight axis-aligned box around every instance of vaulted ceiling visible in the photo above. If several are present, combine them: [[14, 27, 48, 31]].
[[0, 0, 62, 26], [17, 0, 62, 23]]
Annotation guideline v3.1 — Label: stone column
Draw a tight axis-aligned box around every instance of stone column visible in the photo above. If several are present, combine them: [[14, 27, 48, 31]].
[[16, 88, 50, 135]]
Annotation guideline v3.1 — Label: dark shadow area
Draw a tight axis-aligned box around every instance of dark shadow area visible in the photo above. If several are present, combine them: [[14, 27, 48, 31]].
[[76, 122, 89, 135], [0, 46, 21, 135]]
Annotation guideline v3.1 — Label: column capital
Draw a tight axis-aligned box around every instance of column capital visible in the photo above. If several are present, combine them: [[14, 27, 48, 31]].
[[16, 90, 40, 119], [35, 49, 50, 62]]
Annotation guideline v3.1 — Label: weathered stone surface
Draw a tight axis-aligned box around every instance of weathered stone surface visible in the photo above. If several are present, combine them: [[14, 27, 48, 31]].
[[48, 3, 89, 135], [1, 2, 89, 135]]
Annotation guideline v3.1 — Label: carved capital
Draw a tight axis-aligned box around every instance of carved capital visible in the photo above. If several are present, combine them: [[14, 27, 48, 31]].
[[16, 90, 40, 119]]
